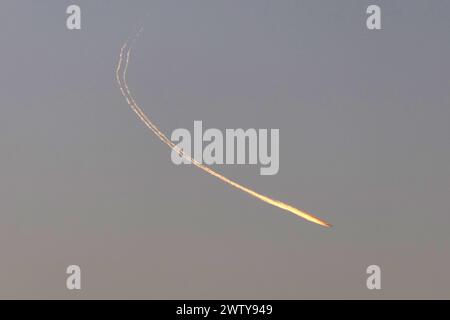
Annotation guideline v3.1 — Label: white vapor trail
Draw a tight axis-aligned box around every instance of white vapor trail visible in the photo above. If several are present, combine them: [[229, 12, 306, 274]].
[[115, 29, 332, 228]]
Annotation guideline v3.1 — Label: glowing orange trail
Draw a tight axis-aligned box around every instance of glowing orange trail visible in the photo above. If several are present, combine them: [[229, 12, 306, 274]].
[[116, 31, 332, 228]]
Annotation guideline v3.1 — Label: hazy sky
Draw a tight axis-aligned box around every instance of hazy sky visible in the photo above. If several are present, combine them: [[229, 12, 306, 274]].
[[1, 0, 449, 299]]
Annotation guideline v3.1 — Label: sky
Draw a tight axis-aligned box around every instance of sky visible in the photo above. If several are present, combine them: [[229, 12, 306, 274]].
[[0, 0, 449, 299]]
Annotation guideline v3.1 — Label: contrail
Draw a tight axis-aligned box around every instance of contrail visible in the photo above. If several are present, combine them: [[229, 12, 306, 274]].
[[116, 30, 332, 228]]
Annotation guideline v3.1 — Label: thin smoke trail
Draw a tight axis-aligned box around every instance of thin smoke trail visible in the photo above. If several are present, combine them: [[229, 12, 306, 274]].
[[116, 30, 332, 228]]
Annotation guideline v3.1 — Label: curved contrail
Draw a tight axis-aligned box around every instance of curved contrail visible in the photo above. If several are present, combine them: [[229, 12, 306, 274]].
[[116, 29, 332, 228]]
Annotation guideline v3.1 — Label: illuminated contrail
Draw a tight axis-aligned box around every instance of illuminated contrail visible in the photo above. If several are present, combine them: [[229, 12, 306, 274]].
[[116, 30, 332, 228]]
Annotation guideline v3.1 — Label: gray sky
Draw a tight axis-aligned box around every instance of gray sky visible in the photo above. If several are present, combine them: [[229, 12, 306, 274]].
[[0, 0, 449, 299]]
